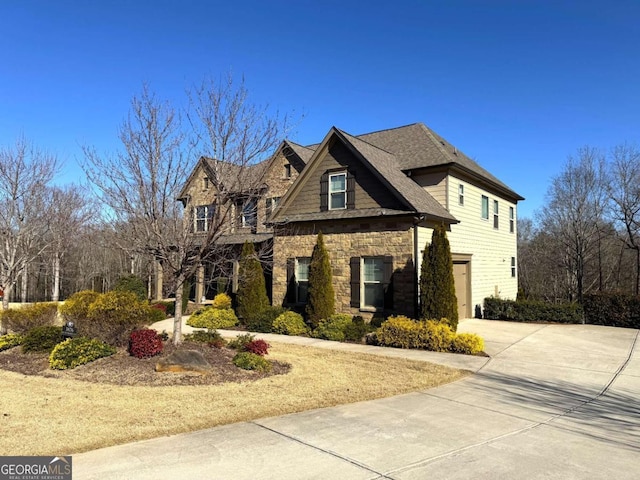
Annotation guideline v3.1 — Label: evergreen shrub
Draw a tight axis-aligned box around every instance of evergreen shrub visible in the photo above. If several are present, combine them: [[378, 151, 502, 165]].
[[245, 306, 287, 333], [113, 274, 147, 301], [184, 329, 227, 348], [272, 311, 309, 336], [583, 292, 640, 328], [22, 325, 64, 353], [187, 307, 238, 329], [59, 290, 101, 324], [343, 316, 374, 342], [85, 291, 153, 346], [451, 333, 485, 355], [0, 333, 23, 352], [232, 352, 272, 372], [483, 297, 583, 324], [236, 242, 270, 322], [306, 232, 335, 329], [211, 293, 232, 310], [227, 333, 255, 350], [312, 314, 352, 341], [49, 337, 116, 370], [128, 329, 164, 358]]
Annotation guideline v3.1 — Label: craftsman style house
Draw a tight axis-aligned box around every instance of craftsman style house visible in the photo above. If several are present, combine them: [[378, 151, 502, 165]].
[[179, 123, 523, 319]]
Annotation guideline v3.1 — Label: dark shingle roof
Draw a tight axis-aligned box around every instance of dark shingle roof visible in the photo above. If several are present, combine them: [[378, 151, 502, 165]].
[[285, 141, 314, 164], [335, 129, 456, 222]]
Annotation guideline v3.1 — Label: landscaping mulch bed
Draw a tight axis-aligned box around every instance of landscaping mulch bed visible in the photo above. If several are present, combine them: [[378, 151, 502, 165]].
[[0, 342, 289, 387]]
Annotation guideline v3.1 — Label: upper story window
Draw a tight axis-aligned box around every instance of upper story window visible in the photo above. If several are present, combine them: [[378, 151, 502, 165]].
[[481, 195, 489, 220], [329, 172, 347, 210], [511, 257, 516, 278], [284, 164, 292, 178], [458, 184, 464, 206], [266, 196, 281, 217], [194, 204, 214, 232], [203, 177, 210, 190], [509, 207, 515, 233], [241, 198, 258, 228], [493, 200, 499, 229]]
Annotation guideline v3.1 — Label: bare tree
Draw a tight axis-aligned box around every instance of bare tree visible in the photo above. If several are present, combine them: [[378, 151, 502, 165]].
[[47, 185, 94, 301], [83, 77, 288, 345], [608, 143, 640, 294], [0, 137, 59, 331], [540, 147, 608, 302]]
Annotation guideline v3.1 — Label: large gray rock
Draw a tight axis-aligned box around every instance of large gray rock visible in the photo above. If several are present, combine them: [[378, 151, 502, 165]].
[[156, 349, 211, 374]]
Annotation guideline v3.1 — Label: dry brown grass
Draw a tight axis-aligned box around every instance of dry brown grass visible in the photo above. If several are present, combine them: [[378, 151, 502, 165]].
[[0, 342, 468, 456]]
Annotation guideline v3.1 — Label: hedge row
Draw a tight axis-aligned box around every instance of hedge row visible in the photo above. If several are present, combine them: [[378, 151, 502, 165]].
[[483, 297, 583, 324], [583, 292, 640, 329]]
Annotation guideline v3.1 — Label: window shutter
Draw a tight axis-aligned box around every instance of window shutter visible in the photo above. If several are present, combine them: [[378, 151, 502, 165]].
[[286, 258, 296, 304], [320, 172, 329, 212], [350, 257, 360, 308], [190, 207, 195, 233], [346, 170, 355, 210], [383, 256, 394, 309]]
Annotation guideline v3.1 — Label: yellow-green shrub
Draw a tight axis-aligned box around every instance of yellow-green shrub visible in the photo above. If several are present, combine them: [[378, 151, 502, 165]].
[[272, 311, 309, 336], [49, 337, 116, 370], [0, 333, 23, 352], [85, 291, 152, 346], [211, 293, 232, 310], [22, 325, 64, 353], [451, 333, 484, 355], [232, 351, 272, 372], [312, 314, 352, 341], [187, 307, 238, 329], [59, 290, 101, 323], [424, 319, 455, 352], [1, 303, 59, 334], [375, 316, 422, 348]]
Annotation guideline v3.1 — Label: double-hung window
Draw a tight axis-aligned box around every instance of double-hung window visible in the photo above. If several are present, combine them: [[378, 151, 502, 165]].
[[241, 198, 257, 228], [329, 172, 347, 210], [509, 207, 515, 233], [296, 258, 310, 303], [266, 197, 280, 217], [458, 184, 464, 206], [194, 205, 214, 232], [481, 195, 489, 220], [493, 200, 499, 229], [511, 257, 516, 278], [362, 257, 384, 309]]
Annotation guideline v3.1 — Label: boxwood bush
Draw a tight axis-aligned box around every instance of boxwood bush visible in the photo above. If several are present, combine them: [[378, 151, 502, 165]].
[[272, 311, 309, 336], [183, 329, 227, 348], [244, 306, 287, 333], [312, 314, 352, 341], [49, 337, 117, 370], [583, 292, 640, 329], [1, 302, 59, 334], [483, 297, 583, 324], [85, 291, 153, 346], [232, 351, 272, 372], [187, 307, 238, 329], [22, 325, 65, 353]]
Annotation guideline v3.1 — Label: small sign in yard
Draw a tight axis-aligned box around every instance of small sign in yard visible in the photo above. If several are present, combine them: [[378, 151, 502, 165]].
[[61, 321, 77, 339]]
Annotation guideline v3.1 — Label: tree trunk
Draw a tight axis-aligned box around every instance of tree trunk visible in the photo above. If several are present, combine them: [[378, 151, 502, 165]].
[[21, 266, 28, 303], [52, 254, 61, 302], [635, 247, 640, 296], [173, 277, 184, 346]]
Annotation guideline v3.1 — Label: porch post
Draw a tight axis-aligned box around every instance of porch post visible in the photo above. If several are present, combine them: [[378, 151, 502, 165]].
[[154, 260, 163, 301], [195, 264, 205, 304]]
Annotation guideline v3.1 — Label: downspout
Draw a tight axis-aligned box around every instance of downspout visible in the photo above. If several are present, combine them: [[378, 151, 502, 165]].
[[413, 215, 426, 319]]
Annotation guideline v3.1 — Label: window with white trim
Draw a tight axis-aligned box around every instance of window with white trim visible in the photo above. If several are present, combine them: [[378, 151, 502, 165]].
[[509, 207, 515, 233], [241, 198, 257, 228], [296, 257, 310, 303], [458, 184, 464, 206], [329, 172, 347, 210], [481, 195, 489, 220], [511, 257, 516, 278], [266, 196, 280, 217], [362, 257, 384, 309], [194, 205, 214, 232], [493, 200, 499, 229]]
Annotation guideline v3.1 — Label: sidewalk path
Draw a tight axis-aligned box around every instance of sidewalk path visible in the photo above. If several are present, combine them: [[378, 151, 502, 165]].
[[75, 319, 640, 479]]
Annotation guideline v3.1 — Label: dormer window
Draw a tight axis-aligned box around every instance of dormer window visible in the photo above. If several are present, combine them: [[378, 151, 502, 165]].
[[329, 172, 347, 210], [284, 164, 292, 178], [203, 177, 210, 190]]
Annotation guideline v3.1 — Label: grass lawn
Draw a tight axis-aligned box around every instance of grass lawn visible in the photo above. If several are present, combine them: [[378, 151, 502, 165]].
[[0, 342, 468, 456]]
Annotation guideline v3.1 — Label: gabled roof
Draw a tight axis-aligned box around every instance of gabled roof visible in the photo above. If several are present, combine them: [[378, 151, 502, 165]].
[[285, 141, 314, 165], [270, 127, 458, 225]]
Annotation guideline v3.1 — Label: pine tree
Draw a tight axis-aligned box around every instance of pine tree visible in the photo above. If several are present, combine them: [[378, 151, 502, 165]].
[[236, 241, 270, 322], [419, 224, 459, 330], [306, 232, 335, 328]]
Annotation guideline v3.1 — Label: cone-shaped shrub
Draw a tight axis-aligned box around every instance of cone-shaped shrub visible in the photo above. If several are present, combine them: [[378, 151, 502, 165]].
[[419, 224, 459, 330], [306, 232, 335, 329], [236, 242, 270, 321]]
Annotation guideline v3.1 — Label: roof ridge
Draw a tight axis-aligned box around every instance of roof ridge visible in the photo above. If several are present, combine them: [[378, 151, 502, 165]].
[[354, 122, 421, 138], [416, 123, 457, 162], [336, 128, 397, 158]]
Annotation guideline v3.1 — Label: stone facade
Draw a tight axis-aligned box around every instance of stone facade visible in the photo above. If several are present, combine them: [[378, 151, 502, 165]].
[[273, 218, 418, 320]]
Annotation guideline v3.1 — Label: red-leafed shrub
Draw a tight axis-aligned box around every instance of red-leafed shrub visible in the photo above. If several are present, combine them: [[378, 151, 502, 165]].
[[150, 302, 168, 314], [244, 339, 270, 356], [129, 329, 164, 359]]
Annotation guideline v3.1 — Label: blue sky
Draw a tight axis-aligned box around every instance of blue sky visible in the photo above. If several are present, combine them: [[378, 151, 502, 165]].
[[1, 0, 639, 219]]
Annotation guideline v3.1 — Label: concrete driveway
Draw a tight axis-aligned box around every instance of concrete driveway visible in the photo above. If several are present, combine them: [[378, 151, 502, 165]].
[[74, 320, 639, 479]]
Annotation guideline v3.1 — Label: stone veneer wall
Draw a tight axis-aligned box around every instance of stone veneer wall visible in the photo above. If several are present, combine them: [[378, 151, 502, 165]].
[[273, 219, 417, 321]]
